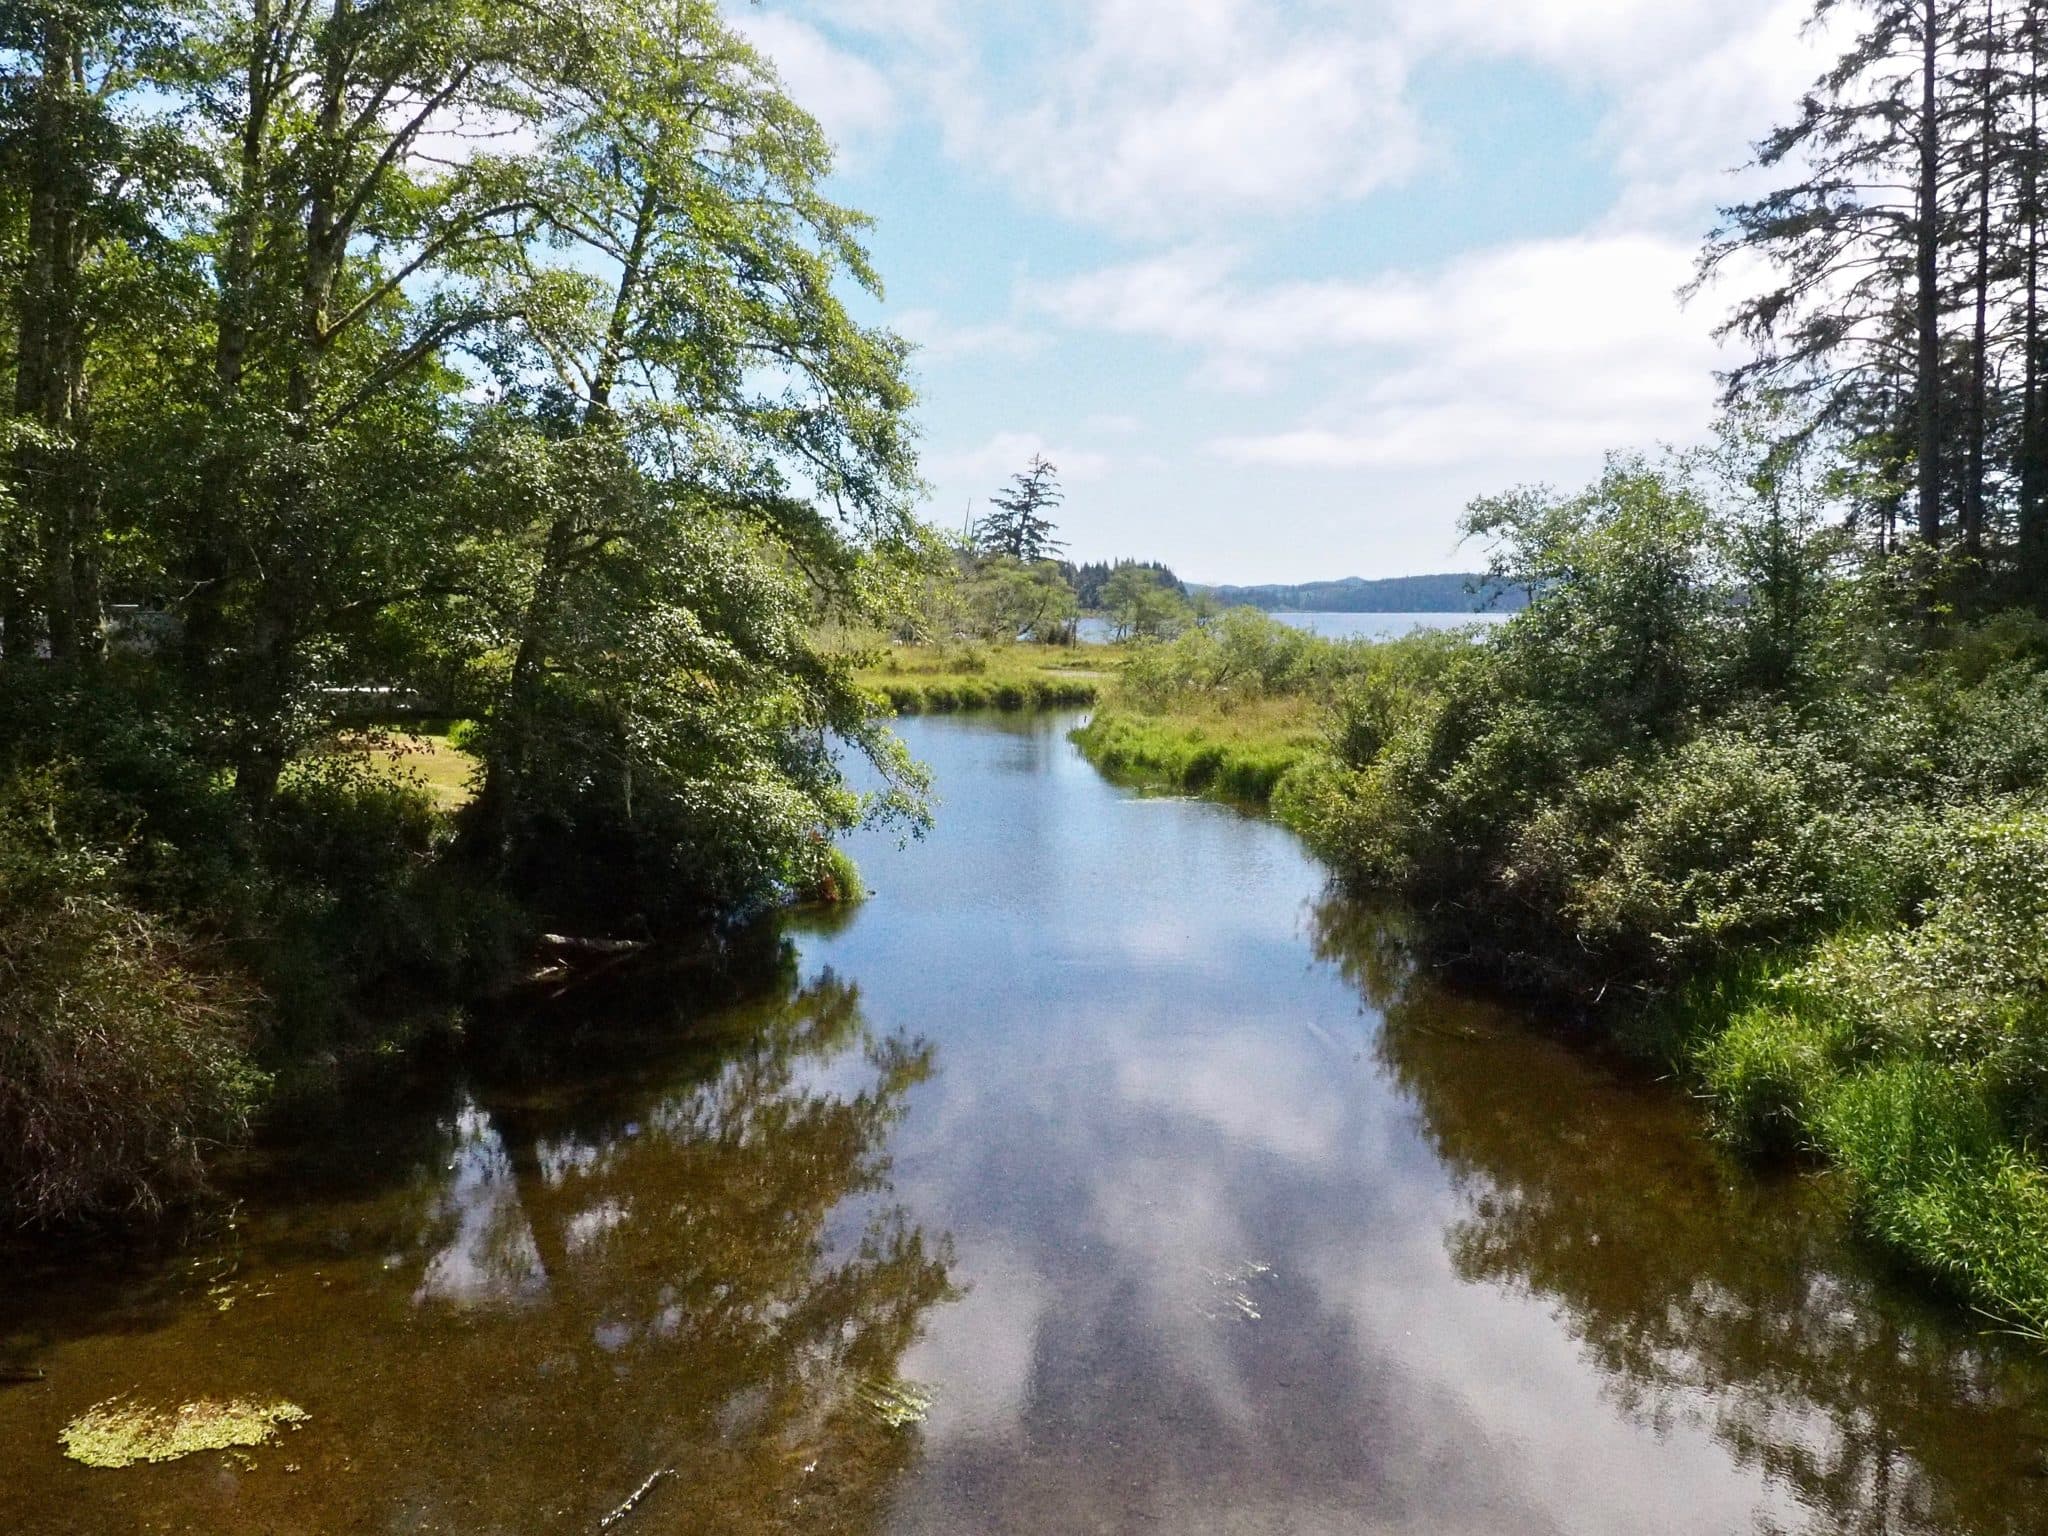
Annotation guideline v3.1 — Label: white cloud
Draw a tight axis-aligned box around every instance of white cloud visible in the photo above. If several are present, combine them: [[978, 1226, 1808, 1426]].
[[894, 307, 1046, 364], [964, 20, 1420, 233], [727, 12, 898, 163], [1597, 1, 1833, 229], [761, 0, 1825, 238], [928, 431, 1113, 491], [1224, 241, 1721, 472], [765, 0, 1422, 234], [1029, 233, 1723, 474], [740, 0, 1828, 575]]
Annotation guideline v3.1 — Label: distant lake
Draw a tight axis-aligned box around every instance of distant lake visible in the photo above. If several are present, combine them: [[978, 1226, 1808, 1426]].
[[1077, 609, 1512, 644]]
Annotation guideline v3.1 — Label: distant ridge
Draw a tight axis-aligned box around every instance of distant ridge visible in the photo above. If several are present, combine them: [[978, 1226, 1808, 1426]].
[[1192, 572, 1525, 614]]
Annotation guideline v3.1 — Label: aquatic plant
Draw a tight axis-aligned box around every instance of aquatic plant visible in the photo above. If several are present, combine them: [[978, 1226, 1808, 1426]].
[[60, 1397, 309, 1468]]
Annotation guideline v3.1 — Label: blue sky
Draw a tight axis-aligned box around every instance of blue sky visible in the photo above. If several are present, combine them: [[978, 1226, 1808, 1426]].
[[729, 0, 1824, 583]]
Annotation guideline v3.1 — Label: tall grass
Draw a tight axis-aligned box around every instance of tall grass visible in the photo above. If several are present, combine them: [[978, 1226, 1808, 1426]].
[[1071, 705, 1314, 801], [1635, 813, 2048, 1333], [856, 643, 1105, 714], [0, 769, 262, 1223]]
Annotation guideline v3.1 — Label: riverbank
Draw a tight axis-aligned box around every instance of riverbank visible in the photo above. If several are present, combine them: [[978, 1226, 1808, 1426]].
[[1068, 596, 2048, 1338], [0, 674, 869, 1231], [855, 643, 1107, 713]]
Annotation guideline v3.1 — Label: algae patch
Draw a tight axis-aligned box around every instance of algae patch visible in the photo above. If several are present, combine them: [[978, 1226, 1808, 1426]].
[[854, 1378, 933, 1428], [60, 1397, 309, 1468]]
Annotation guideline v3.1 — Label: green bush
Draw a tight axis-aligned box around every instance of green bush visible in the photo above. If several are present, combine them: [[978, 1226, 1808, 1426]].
[[0, 769, 262, 1224]]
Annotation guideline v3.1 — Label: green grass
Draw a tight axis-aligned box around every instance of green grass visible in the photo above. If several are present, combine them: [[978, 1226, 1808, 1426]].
[[1645, 956, 2048, 1334], [856, 644, 1107, 714], [1071, 699, 1319, 803], [327, 724, 480, 811]]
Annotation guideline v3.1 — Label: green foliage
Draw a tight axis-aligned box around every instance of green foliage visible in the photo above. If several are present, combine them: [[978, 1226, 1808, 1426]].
[[1236, 429, 2048, 1331], [858, 644, 1101, 714], [0, 0, 931, 1221], [957, 557, 1079, 644], [794, 843, 866, 907], [1074, 614, 1471, 819], [1100, 566, 1195, 640], [0, 767, 261, 1224], [1071, 558, 1182, 611]]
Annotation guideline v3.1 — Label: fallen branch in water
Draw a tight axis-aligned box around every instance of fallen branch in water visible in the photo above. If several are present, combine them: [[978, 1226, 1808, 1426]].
[[538, 934, 648, 958], [597, 1467, 674, 1531], [0, 1367, 46, 1384]]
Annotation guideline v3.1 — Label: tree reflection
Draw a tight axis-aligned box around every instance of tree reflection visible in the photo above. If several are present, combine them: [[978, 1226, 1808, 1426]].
[[314, 966, 954, 1533], [1310, 895, 2048, 1536]]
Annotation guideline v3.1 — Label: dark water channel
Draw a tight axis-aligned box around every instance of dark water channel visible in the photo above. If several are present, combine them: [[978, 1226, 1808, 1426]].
[[5, 713, 2048, 1534]]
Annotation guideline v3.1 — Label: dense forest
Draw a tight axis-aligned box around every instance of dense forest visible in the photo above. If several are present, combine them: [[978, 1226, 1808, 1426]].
[[1195, 573, 1524, 613], [1076, 0, 2048, 1335], [0, 0, 930, 1223]]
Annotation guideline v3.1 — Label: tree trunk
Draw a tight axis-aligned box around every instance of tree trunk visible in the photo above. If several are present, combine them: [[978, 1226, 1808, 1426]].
[[470, 179, 660, 859], [1917, 0, 1948, 558], [9, 16, 93, 662], [185, 1, 276, 684], [1964, 0, 1996, 568], [2023, 9, 2048, 598]]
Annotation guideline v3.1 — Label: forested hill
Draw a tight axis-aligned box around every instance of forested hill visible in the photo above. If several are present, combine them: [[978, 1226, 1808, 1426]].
[[1192, 573, 1526, 613]]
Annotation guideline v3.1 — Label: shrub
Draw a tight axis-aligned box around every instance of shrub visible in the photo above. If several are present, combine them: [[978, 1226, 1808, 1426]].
[[0, 770, 261, 1224], [1511, 728, 1884, 983]]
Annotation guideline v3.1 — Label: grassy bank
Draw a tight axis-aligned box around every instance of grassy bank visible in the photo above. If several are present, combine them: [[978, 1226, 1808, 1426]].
[[856, 643, 1107, 713], [1070, 610, 1463, 805], [1071, 700, 1316, 800]]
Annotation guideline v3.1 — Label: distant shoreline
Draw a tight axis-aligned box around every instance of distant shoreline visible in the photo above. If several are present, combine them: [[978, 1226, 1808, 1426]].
[[1189, 571, 1527, 614]]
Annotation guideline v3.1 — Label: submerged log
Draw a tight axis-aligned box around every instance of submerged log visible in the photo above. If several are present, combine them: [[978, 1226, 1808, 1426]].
[[597, 1466, 674, 1530], [537, 934, 648, 958]]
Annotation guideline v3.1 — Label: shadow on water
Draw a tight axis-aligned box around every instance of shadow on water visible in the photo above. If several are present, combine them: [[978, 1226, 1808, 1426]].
[[1311, 898, 2048, 1536], [0, 950, 957, 1536]]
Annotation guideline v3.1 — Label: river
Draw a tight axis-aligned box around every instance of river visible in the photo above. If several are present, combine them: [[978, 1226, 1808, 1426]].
[[3, 713, 2047, 1534]]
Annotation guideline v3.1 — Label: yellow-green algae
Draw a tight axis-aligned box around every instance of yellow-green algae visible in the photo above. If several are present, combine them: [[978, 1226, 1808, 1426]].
[[854, 1378, 933, 1428], [60, 1396, 309, 1468]]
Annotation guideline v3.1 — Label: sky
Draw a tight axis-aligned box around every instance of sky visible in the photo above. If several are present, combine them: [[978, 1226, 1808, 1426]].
[[725, 0, 1830, 584]]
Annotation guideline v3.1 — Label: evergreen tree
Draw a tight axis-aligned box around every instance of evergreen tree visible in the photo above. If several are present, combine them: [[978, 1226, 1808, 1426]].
[[976, 454, 1065, 562]]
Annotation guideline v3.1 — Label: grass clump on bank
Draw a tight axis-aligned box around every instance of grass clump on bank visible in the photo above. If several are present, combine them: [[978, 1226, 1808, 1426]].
[[856, 643, 1105, 714], [1072, 703, 1316, 800], [0, 768, 263, 1224]]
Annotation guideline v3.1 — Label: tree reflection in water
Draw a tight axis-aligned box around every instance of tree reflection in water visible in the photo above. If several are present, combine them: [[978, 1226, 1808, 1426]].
[[0, 961, 957, 1536], [1309, 897, 2048, 1536]]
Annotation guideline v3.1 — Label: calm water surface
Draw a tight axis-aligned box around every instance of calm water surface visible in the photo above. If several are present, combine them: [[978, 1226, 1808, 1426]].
[[4, 713, 2048, 1534]]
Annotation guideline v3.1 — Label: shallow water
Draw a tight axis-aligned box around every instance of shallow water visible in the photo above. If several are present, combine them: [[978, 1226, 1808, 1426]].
[[5, 713, 2048, 1534]]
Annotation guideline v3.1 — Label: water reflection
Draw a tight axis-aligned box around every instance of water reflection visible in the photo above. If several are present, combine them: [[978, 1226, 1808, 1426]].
[[1312, 899, 2048, 1536], [0, 966, 955, 1535]]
